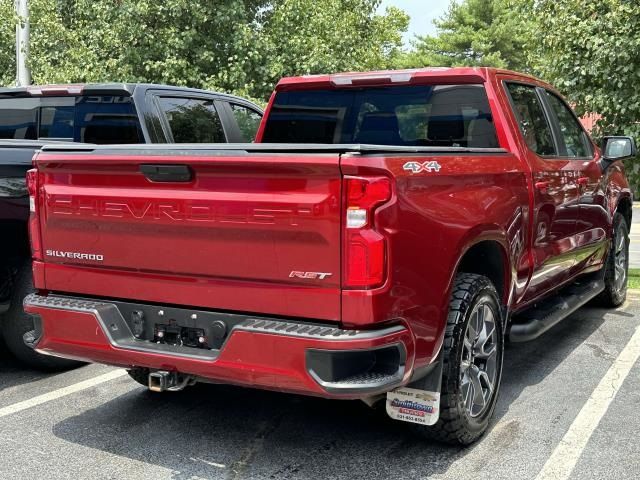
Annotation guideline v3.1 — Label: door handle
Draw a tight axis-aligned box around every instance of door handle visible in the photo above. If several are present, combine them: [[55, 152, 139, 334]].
[[577, 177, 589, 185], [535, 181, 550, 193], [140, 164, 193, 182]]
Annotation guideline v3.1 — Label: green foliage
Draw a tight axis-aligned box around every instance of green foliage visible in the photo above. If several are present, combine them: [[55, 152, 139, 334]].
[[0, 1, 16, 85], [532, 0, 640, 191], [25, 0, 270, 93], [260, 0, 408, 98], [0, 0, 408, 102], [399, 0, 531, 71], [629, 269, 640, 290]]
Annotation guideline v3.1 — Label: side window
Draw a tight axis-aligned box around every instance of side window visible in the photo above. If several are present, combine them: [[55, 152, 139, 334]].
[[544, 92, 592, 158], [230, 104, 262, 142], [507, 83, 556, 156], [158, 97, 225, 143]]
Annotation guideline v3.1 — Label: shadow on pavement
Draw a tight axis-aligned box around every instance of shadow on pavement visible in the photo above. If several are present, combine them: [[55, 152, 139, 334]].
[[0, 337, 51, 391], [51, 305, 626, 480], [492, 305, 615, 433]]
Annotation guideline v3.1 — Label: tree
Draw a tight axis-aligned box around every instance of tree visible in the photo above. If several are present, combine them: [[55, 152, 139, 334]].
[[24, 0, 269, 95], [401, 0, 532, 71], [0, 1, 16, 85], [259, 0, 409, 99], [0, 0, 409, 102], [532, 0, 640, 190]]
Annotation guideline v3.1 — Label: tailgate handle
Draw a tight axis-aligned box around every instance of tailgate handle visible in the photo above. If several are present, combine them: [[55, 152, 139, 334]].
[[140, 164, 193, 182]]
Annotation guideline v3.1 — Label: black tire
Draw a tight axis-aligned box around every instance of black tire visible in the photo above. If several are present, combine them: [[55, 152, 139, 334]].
[[1, 261, 83, 371], [412, 273, 504, 445], [595, 212, 629, 307], [127, 367, 150, 387]]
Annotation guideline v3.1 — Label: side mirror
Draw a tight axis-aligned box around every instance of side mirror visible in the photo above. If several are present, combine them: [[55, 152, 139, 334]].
[[602, 136, 636, 162], [600, 136, 636, 172]]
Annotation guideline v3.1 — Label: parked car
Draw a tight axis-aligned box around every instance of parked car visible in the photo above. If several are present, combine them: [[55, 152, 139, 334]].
[[0, 83, 262, 370], [22, 68, 634, 444]]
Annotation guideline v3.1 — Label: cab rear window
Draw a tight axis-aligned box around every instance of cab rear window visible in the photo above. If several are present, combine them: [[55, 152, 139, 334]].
[[262, 84, 499, 148], [0, 95, 142, 144]]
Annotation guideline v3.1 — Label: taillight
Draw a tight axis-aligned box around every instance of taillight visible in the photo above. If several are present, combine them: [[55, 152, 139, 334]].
[[343, 176, 392, 289], [26, 169, 37, 210], [26, 169, 43, 261]]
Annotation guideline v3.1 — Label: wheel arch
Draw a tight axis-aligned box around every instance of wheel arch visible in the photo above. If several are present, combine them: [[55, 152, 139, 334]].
[[456, 241, 509, 304], [616, 194, 632, 229], [449, 230, 512, 307]]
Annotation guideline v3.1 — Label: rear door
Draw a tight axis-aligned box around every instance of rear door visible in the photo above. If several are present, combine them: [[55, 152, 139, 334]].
[[36, 148, 343, 321], [540, 90, 607, 274], [505, 83, 582, 301]]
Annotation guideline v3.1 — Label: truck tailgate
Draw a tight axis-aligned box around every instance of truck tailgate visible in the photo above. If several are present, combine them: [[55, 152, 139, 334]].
[[35, 149, 342, 321]]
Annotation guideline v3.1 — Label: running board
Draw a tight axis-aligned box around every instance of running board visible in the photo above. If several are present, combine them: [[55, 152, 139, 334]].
[[509, 278, 605, 342]]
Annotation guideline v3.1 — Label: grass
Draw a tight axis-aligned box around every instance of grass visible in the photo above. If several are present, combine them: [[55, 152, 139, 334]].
[[629, 269, 640, 290]]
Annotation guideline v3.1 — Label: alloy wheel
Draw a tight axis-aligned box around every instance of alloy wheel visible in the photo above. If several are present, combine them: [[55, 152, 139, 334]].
[[614, 225, 628, 294], [460, 300, 499, 418]]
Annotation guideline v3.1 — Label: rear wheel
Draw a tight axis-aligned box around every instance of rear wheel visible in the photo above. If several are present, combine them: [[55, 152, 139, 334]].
[[596, 212, 629, 307], [412, 273, 504, 445], [1, 261, 83, 371]]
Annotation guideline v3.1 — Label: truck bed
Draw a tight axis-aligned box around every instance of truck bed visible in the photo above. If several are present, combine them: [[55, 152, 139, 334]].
[[32, 142, 509, 323]]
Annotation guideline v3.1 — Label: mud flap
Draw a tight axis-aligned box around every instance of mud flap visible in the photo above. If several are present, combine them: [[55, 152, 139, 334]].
[[385, 349, 443, 426]]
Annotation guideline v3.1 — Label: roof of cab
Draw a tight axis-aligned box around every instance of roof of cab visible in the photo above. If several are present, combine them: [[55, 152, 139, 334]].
[[0, 83, 259, 106], [274, 67, 544, 90]]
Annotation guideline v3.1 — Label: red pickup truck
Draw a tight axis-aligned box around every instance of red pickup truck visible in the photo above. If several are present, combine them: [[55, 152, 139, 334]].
[[23, 68, 635, 445]]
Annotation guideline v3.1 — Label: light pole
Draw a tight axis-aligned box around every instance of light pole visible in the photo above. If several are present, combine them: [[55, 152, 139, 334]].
[[15, 0, 31, 86]]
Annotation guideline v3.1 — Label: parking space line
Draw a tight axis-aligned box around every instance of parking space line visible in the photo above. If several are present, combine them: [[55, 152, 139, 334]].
[[0, 369, 127, 419], [535, 326, 640, 480]]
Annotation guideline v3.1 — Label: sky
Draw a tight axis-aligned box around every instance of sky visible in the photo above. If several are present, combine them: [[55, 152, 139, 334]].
[[379, 0, 450, 46]]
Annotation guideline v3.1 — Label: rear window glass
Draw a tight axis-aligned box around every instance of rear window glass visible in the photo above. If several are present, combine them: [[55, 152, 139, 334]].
[[0, 95, 142, 143], [262, 85, 499, 148]]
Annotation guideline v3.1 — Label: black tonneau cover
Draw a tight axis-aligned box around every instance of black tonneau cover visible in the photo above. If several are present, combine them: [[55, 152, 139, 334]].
[[0, 140, 82, 167], [0, 140, 85, 200], [39, 143, 508, 156]]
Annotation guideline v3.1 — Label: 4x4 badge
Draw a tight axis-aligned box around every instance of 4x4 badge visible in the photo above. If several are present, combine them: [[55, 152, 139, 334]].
[[403, 161, 442, 174]]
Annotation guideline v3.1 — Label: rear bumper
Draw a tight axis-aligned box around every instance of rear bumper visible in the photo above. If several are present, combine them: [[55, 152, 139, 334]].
[[24, 294, 415, 399]]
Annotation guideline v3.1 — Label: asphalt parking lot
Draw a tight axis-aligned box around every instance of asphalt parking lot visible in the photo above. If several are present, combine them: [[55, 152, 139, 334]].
[[1, 292, 640, 480], [2, 209, 640, 480]]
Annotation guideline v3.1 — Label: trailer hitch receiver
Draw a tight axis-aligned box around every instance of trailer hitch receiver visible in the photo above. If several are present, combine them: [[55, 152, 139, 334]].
[[148, 370, 195, 392]]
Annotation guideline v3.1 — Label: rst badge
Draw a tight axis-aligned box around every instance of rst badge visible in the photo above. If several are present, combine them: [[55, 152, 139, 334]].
[[403, 160, 442, 174], [289, 271, 332, 280]]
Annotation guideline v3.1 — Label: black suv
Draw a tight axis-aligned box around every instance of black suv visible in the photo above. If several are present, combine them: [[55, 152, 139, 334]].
[[0, 83, 263, 370]]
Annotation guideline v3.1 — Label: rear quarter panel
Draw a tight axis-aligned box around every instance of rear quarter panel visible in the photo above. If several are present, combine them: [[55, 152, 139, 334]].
[[341, 152, 530, 369]]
